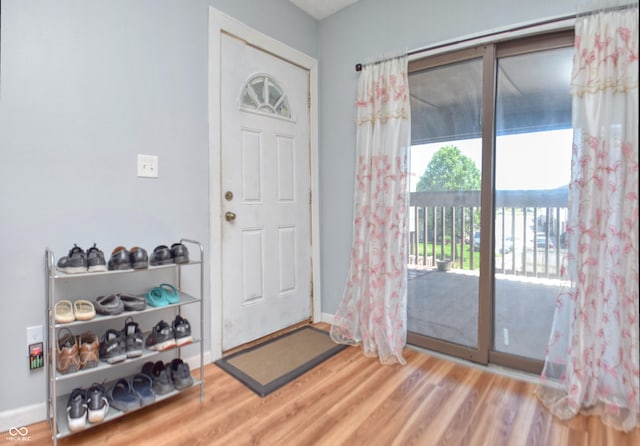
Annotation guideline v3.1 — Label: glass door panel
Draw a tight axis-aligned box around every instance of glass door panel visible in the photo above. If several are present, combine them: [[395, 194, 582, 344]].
[[493, 47, 573, 361], [407, 57, 483, 351]]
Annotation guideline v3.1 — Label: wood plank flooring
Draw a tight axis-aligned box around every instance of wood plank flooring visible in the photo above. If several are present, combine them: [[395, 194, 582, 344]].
[[18, 324, 640, 445]]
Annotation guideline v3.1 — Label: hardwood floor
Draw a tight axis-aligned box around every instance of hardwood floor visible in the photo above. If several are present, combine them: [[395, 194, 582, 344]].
[[19, 324, 640, 446]]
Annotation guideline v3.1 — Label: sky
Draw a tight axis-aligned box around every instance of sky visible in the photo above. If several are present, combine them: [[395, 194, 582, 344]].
[[409, 129, 573, 192]]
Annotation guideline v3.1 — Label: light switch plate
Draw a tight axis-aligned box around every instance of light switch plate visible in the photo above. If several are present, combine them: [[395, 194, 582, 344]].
[[27, 325, 43, 346], [137, 154, 158, 178]]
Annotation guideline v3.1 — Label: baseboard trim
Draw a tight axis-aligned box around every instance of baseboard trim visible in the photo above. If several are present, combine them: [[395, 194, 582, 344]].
[[0, 350, 213, 434], [320, 312, 541, 386], [321, 312, 335, 324], [0, 402, 46, 434]]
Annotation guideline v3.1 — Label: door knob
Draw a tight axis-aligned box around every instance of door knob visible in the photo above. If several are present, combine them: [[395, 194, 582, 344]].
[[225, 211, 237, 222]]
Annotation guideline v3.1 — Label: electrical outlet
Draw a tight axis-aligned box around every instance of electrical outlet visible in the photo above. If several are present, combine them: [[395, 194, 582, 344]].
[[137, 154, 159, 178], [27, 325, 43, 345]]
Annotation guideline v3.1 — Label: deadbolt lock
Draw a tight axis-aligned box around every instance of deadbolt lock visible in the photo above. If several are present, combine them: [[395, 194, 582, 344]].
[[224, 191, 234, 201]]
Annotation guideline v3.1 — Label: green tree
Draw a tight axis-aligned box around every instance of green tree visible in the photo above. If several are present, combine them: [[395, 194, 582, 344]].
[[415, 145, 481, 259], [416, 145, 480, 192]]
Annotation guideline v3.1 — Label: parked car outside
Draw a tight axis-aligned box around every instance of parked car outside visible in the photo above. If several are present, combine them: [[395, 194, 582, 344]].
[[500, 236, 514, 254], [535, 235, 554, 249], [473, 231, 481, 250]]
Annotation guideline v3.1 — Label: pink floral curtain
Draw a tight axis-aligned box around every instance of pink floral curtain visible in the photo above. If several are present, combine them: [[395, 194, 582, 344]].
[[536, 1, 639, 432], [330, 55, 410, 365]]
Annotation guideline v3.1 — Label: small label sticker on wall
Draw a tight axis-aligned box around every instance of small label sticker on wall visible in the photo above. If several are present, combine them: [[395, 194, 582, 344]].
[[29, 342, 44, 370]]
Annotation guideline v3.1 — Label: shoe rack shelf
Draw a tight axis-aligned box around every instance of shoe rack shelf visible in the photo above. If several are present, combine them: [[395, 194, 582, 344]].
[[44, 239, 205, 445]]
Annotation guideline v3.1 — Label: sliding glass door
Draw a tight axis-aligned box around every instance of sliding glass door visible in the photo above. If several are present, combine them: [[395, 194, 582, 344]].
[[492, 44, 573, 369], [407, 49, 485, 361], [407, 32, 574, 372]]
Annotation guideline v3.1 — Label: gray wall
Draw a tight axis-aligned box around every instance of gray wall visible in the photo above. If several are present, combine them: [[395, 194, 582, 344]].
[[316, 0, 583, 315], [0, 0, 316, 417]]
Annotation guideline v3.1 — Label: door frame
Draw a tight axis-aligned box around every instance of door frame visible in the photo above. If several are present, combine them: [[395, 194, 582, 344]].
[[208, 8, 320, 361]]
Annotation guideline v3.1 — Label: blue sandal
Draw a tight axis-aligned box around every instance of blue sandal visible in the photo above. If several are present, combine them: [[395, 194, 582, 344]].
[[161, 284, 179, 304], [145, 283, 179, 307]]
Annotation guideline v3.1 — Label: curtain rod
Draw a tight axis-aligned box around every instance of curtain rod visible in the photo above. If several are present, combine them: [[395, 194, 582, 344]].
[[355, 11, 585, 72], [577, 1, 638, 17], [355, 14, 576, 72], [354, 2, 638, 71]]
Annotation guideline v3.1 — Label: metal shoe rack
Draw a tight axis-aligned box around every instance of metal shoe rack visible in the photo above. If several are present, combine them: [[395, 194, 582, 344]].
[[44, 239, 204, 446]]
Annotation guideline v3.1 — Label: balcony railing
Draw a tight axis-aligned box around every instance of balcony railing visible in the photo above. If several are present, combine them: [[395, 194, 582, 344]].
[[408, 188, 568, 278]]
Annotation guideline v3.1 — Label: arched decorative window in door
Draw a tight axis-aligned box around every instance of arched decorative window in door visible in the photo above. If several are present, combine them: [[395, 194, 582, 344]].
[[241, 74, 293, 120]]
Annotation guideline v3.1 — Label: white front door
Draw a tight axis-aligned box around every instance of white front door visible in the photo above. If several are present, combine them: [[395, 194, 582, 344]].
[[220, 32, 312, 350]]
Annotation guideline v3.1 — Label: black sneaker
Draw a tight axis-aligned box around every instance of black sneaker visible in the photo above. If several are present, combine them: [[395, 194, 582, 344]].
[[129, 246, 149, 269], [150, 245, 173, 266], [108, 246, 131, 270], [66, 388, 87, 432], [86, 244, 107, 272], [172, 315, 193, 347], [142, 361, 174, 395], [99, 329, 127, 364], [145, 320, 176, 351], [168, 358, 193, 390], [86, 383, 108, 424], [170, 243, 189, 264], [57, 245, 87, 274], [123, 317, 144, 358]]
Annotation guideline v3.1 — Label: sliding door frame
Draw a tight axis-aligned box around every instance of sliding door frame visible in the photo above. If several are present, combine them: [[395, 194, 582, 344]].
[[407, 30, 574, 374]]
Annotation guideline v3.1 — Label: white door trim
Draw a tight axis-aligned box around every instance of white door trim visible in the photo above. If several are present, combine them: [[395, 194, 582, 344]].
[[208, 8, 320, 361]]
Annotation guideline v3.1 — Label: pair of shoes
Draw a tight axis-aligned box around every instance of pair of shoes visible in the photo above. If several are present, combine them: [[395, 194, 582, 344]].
[[108, 246, 149, 270], [145, 283, 180, 307], [107, 373, 155, 412], [150, 243, 189, 266], [67, 383, 110, 432], [94, 295, 125, 315], [107, 374, 155, 412], [57, 329, 99, 373], [94, 294, 146, 314], [141, 359, 192, 393], [99, 318, 144, 363], [57, 244, 107, 274], [145, 315, 192, 351], [55, 300, 96, 323]]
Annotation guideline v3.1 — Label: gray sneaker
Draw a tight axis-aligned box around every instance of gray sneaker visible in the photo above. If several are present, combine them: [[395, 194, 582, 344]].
[[123, 318, 144, 358], [86, 383, 109, 423], [142, 361, 175, 395], [57, 245, 87, 274], [145, 320, 176, 351], [99, 329, 127, 364], [86, 244, 107, 272], [169, 358, 193, 390]]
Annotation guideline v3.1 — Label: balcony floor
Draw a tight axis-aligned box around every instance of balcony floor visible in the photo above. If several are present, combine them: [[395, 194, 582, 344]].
[[407, 266, 565, 360]]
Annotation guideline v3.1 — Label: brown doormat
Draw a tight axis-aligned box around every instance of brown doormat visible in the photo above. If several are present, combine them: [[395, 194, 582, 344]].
[[215, 326, 347, 397]]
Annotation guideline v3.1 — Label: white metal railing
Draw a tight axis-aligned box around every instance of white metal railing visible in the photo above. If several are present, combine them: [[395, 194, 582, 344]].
[[408, 189, 568, 278]]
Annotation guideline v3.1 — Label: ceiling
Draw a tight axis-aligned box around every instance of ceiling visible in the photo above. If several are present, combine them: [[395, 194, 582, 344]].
[[409, 47, 574, 144], [289, 0, 359, 20]]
